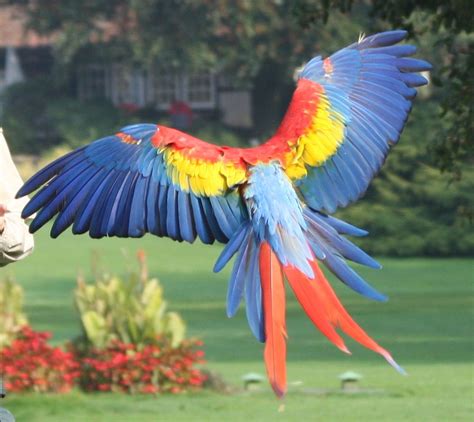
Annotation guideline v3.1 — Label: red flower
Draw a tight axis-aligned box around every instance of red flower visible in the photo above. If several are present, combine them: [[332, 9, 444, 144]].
[[73, 337, 206, 394], [0, 325, 79, 393]]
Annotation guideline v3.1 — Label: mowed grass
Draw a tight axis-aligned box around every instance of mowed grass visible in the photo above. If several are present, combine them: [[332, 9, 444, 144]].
[[1, 226, 473, 421]]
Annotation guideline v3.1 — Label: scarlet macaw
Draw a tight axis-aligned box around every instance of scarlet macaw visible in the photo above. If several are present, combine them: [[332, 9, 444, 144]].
[[18, 31, 430, 398]]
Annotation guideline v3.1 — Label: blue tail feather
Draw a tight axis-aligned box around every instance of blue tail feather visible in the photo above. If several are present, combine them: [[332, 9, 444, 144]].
[[244, 239, 264, 342], [214, 222, 248, 272], [226, 230, 253, 317], [304, 207, 386, 301]]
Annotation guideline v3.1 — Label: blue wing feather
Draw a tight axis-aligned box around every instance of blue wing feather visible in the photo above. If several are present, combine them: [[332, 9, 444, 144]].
[[190, 195, 214, 245], [177, 191, 197, 243], [128, 175, 149, 237], [297, 30, 430, 213], [19, 124, 246, 244]]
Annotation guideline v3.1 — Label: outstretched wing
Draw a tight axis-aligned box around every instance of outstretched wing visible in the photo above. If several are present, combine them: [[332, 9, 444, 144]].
[[17, 124, 249, 243], [269, 30, 431, 213], [17, 31, 431, 243]]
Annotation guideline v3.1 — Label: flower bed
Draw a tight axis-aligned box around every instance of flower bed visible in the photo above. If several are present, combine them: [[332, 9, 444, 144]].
[[1, 326, 207, 395], [76, 338, 207, 394], [1, 326, 80, 393]]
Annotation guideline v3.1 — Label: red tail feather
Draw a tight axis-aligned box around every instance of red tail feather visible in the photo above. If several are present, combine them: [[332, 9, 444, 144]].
[[284, 265, 350, 354], [310, 261, 402, 371], [259, 242, 287, 398], [284, 259, 402, 372]]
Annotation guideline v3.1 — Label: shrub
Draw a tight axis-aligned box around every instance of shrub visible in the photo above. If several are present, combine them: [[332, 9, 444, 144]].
[[74, 251, 186, 349], [1, 326, 80, 393], [1, 78, 61, 153], [0, 278, 28, 348], [75, 337, 206, 394], [72, 250, 206, 394], [189, 119, 247, 147], [47, 98, 134, 149], [1, 78, 135, 154]]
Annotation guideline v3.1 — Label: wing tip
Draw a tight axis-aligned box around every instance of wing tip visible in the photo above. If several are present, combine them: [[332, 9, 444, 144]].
[[372, 291, 389, 302]]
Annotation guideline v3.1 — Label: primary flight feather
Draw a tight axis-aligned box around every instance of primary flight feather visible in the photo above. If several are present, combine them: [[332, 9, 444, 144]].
[[17, 30, 430, 398]]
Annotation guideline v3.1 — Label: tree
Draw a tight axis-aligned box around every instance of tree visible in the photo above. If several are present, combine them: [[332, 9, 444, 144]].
[[292, 0, 474, 178], [10, 0, 366, 134], [4, 0, 473, 255], [12, 0, 472, 176]]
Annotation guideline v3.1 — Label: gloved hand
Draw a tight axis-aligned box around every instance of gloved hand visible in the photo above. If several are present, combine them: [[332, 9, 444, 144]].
[[0, 204, 6, 234]]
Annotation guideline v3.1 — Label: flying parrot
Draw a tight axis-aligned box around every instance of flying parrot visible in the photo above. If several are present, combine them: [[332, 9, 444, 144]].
[[17, 30, 431, 398]]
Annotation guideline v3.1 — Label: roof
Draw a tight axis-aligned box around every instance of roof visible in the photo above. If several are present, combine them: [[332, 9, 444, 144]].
[[0, 5, 121, 49], [0, 5, 55, 48]]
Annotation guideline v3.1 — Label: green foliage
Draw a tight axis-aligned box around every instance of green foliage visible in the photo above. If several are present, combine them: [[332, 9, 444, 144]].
[[1, 78, 62, 153], [289, 1, 474, 177], [189, 119, 246, 148], [74, 251, 186, 349], [3, 1, 471, 256], [47, 98, 132, 149], [368, 0, 474, 180], [0, 277, 28, 348], [1, 79, 135, 153], [338, 101, 474, 256]]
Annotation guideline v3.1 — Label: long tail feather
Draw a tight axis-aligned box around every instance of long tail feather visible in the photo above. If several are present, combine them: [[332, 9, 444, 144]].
[[284, 265, 350, 354], [259, 242, 287, 398], [310, 261, 405, 373], [285, 258, 403, 373]]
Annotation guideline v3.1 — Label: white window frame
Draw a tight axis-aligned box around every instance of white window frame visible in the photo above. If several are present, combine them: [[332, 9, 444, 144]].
[[77, 64, 217, 111], [110, 64, 148, 107], [183, 71, 216, 110], [151, 69, 216, 110], [150, 70, 181, 111]]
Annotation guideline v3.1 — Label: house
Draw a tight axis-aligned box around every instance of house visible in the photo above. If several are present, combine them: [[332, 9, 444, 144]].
[[0, 5, 253, 129], [0, 6, 54, 94]]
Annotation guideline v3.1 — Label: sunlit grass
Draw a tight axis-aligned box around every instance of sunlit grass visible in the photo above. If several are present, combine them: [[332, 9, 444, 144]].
[[1, 227, 472, 421]]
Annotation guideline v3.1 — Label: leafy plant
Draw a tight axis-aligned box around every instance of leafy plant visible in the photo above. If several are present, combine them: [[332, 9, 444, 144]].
[[74, 250, 186, 349], [72, 250, 206, 394], [0, 278, 28, 348]]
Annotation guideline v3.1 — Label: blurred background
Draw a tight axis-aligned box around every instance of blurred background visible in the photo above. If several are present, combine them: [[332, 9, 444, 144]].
[[0, 1, 472, 421]]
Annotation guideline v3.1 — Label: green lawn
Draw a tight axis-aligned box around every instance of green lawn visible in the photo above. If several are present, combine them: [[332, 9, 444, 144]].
[[1, 227, 473, 421]]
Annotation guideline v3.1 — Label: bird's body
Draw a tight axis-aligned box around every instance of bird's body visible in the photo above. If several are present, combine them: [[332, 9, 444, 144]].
[[17, 30, 431, 398]]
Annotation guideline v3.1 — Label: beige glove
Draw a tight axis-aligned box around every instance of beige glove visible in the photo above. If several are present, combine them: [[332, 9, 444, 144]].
[[0, 128, 34, 266], [0, 204, 5, 233]]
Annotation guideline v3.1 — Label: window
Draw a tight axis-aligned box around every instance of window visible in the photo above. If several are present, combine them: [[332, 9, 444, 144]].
[[110, 65, 147, 107], [151, 70, 216, 110], [77, 65, 110, 100], [77, 64, 217, 111], [185, 72, 216, 109], [152, 70, 180, 110]]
